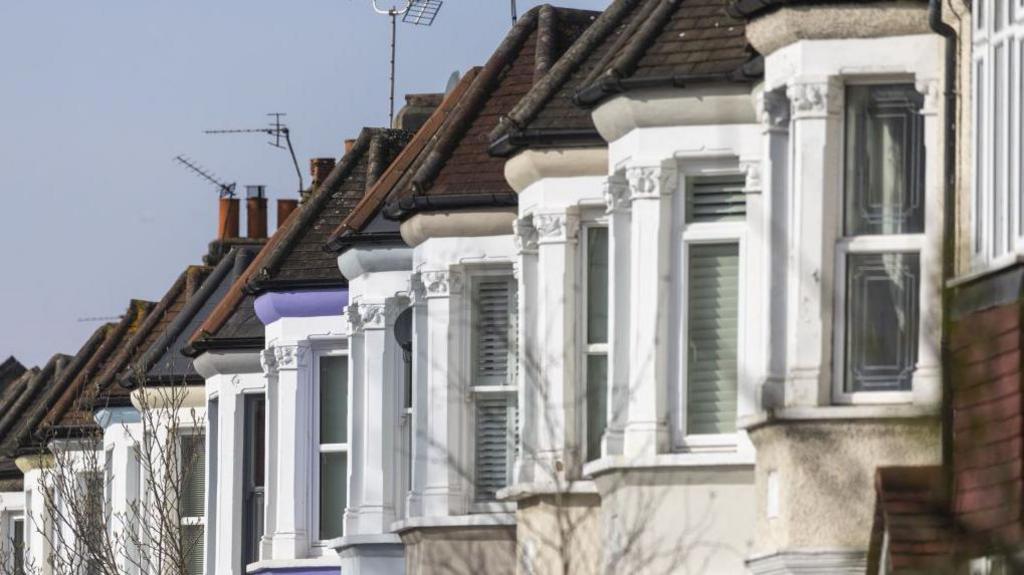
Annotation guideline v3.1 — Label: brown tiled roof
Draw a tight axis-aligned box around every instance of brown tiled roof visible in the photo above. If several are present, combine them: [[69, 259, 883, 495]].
[[868, 466, 958, 574], [0, 328, 102, 458], [572, 0, 760, 107], [44, 301, 154, 433], [384, 5, 597, 220], [189, 130, 408, 350], [325, 68, 482, 250], [250, 128, 410, 289]]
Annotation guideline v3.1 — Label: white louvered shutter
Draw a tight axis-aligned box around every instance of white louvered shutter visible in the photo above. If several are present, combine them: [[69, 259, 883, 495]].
[[474, 397, 516, 500], [472, 275, 517, 500], [179, 434, 206, 575], [687, 175, 747, 223], [686, 244, 739, 435], [473, 277, 515, 386]]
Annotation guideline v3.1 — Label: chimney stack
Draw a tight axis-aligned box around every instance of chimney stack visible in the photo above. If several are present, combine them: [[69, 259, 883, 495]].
[[310, 158, 336, 193], [394, 93, 444, 132], [246, 185, 268, 239], [218, 197, 240, 240], [277, 199, 298, 228]]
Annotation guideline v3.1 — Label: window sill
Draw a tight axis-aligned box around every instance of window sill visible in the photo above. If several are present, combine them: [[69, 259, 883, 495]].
[[246, 556, 341, 573], [326, 533, 403, 553], [390, 512, 516, 534], [582, 451, 755, 479], [496, 480, 598, 502], [738, 403, 939, 431], [948, 253, 1024, 288]]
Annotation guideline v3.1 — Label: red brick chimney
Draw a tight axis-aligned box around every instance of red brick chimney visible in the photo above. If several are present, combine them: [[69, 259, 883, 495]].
[[277, 199, 298, 228], [246, 185, 267, 239], [218, 198, 240, 240], [310, 158, 336, 193]]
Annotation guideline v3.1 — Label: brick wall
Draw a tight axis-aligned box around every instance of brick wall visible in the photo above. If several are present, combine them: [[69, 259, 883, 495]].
[[950, 301, 1024, 545]]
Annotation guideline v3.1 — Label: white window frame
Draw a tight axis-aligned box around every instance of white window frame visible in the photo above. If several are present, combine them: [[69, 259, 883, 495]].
[[972, 0, 1024, 269], [176, 427, 206, 575], [4, 512, 25, 575], [674, 167, 747, 451], [833, 78, 928, 405], [312, 348, 349, 545], [578, 211, 609, 463], [463, 266, 517, 512]]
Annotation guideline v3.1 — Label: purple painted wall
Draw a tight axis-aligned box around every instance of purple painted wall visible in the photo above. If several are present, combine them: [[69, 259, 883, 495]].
[[254, 289, 349, 325]]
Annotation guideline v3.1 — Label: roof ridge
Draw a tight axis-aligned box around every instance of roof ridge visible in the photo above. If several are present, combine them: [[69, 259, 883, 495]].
[[125, 247, 248, 388], [407, 8, 543, 198], [489, 0, 639, 149], [325, 68, 482, 247], [577, 0, 672, 94]]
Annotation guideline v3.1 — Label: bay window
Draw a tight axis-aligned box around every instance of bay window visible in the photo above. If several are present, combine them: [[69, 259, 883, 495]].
[[679, 173, 745, 443], [178, 432, 205, 575], [835, 83, 924, 400], [317, 354, 348, 540], [469, 273, 517, 503], [972, 0, 1024, 266], [582, 225, 609, 462]]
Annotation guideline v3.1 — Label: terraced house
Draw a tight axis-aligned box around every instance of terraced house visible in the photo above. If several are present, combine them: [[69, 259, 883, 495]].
[[5, 0, 1024, 572]]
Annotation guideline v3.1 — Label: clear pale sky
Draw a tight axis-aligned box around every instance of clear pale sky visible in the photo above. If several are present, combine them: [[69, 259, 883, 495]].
[[0, 0, 607, 367]]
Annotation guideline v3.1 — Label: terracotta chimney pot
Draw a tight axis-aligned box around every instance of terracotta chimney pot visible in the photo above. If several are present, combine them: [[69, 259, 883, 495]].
[[218, 198, 240, 240]]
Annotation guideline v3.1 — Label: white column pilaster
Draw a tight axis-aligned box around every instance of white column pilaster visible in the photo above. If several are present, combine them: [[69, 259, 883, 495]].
[[263, 342, 313, 559], [513, 216, 539, 483], [623, 164, 676, 456], [604, 174, 630, 457], [345, 298, 405, 534], [418, 269, 466, 517], [784, 78, 843, 407], [532, 208, 580, 480], [758, 88, 792, 410], [913, 77, 944, 407], [406, 276, 429, 518]]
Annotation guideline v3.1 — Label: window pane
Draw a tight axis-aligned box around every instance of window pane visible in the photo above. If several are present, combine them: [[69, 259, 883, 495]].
[[13, 519, 24, 575], [845, 253, 920, 392], [976, 58, 987, 254], [319, 452, 347, 540], [473, 277, 516, 386], [587, 227, 609, 344], [320, 356, 348, 444], [994, 43, 1007, 256], [243, 395, 265, 569], [687, 244, 739, 435], [586, 354, 608, 461], [180, 524, 204, 575], [474, 396, 514, 501], [179, 434, 206, 518], [845, 85, 925, 236]]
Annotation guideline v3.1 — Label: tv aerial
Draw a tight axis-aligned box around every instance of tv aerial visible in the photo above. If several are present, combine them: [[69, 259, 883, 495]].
[[366, 0, 444, 126], [173, 155, 237, 198], [204, 113, 304, 195], [511, 0, 517, 24]]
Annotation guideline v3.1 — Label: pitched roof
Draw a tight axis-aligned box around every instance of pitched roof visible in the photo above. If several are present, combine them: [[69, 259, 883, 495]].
[[868, 466, 958, 574], [189, 130, 409, 350], [248, 128, 410, 290], [567, 0, 760, 107], [41, 301, 154, 434], [0, 368, 39, 491], [0, 357, 26, 395], [325, 69, 482, 251], [383, 5, 598, 220]]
